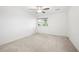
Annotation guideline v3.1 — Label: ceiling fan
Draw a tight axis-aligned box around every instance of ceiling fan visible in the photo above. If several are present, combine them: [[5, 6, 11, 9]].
[[29, 6, 50, 13]]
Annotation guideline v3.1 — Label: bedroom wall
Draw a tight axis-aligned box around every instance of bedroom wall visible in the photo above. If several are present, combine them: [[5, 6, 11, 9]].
[[68, 6, 79, 51], [0, 7, 36, 45], [37, 12, 68, 36]]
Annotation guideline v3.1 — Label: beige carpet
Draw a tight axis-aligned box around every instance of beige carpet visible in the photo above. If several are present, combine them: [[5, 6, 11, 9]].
[[0, 33, 78, 52]]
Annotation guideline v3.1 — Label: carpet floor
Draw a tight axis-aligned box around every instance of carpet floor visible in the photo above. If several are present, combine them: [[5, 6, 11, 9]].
[[0, 33, 78, 52]]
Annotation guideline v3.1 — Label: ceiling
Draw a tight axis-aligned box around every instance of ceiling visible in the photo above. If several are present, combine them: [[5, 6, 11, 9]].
[[24, 6, 69, 18]]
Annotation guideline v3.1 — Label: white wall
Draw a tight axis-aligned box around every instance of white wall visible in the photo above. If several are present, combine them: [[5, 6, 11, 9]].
[[37, 12, 68, 36], [0, 7, 36, 45], [68, 7, 79, 51]]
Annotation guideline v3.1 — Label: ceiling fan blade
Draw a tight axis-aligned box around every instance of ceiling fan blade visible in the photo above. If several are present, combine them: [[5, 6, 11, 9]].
[[42, 11, 46, 13], [29, 9, 37, 10], [43, 8, 50, 10]]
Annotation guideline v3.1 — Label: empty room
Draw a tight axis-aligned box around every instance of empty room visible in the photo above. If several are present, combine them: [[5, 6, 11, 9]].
[[0, 6, 79, 52]]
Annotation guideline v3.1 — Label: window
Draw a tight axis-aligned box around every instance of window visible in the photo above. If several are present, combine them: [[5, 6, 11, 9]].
[[37, 18, 48, 26]]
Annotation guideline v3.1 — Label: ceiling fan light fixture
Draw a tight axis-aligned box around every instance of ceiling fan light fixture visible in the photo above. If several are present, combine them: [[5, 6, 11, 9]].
[[37, 9, 42, 13], [37, 6, 42, 13]]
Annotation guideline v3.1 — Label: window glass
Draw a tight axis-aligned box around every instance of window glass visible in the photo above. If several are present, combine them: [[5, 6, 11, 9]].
[[37, 18, 48, 26]]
